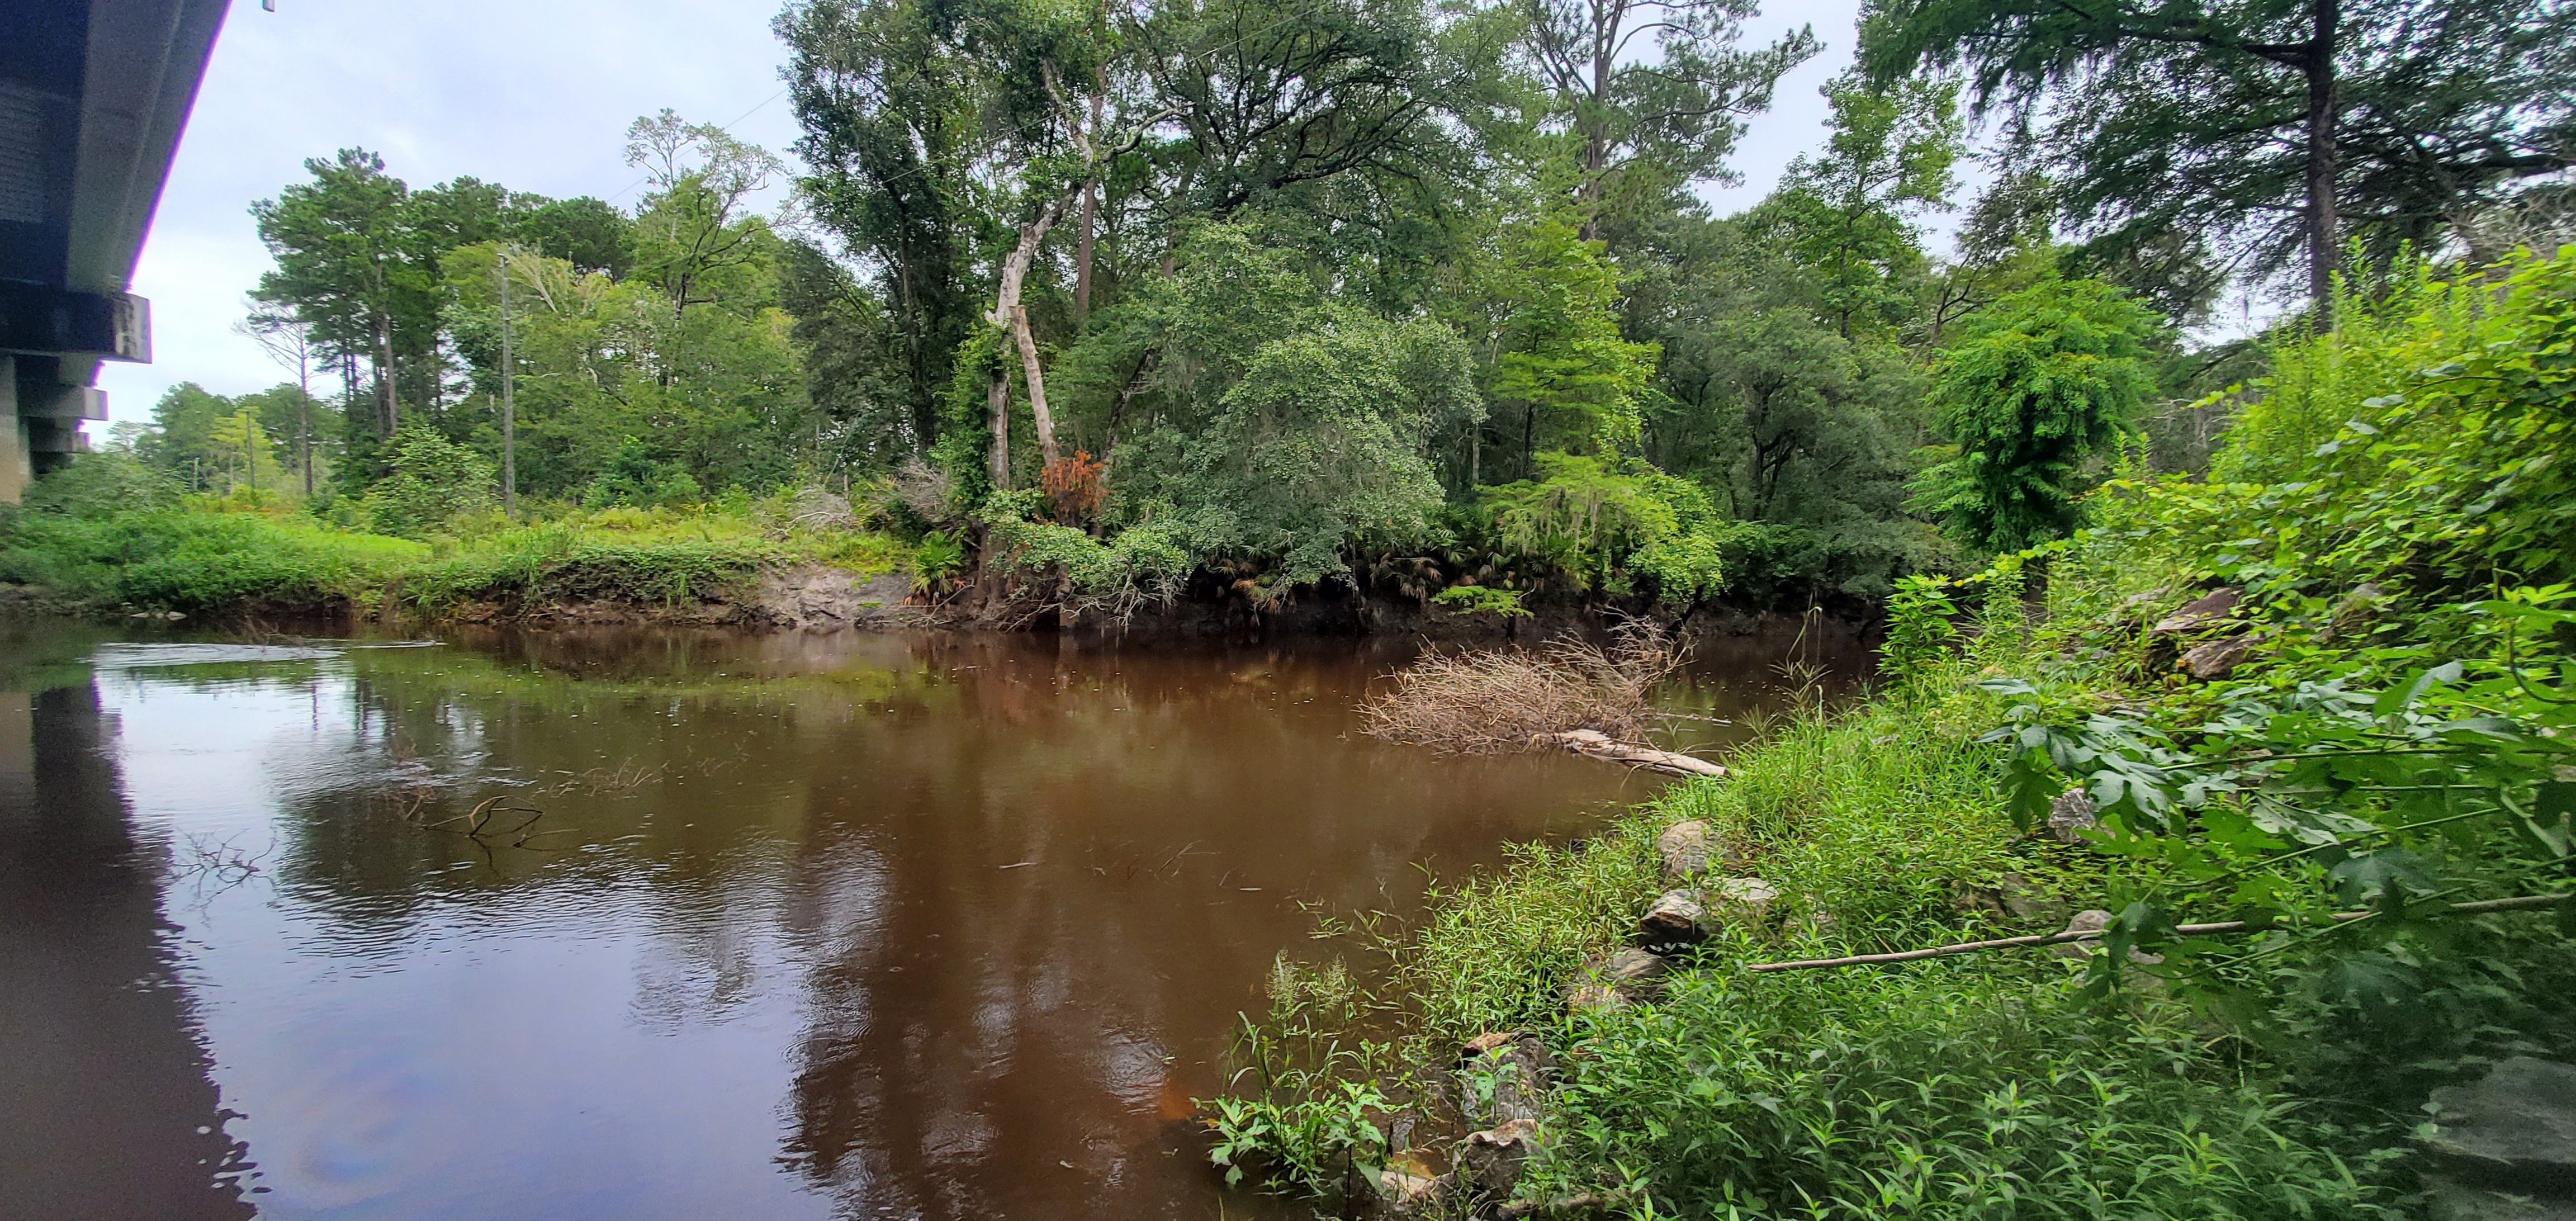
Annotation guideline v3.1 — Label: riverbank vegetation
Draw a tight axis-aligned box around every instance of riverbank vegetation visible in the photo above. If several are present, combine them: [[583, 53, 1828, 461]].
[[13, 0, 2561, 624], [0, 447, 903, 617], [1205, 249, 2576, 1217]]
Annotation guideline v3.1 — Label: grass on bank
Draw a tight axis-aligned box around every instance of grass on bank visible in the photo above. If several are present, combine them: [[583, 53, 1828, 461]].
[[0, 460, 909, 617]]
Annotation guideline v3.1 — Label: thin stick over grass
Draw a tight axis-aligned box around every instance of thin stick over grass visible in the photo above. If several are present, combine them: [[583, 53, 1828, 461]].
[[1361, 618, 1687, 754]]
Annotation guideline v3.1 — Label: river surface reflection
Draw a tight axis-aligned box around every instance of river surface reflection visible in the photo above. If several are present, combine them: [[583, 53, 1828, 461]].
[[0, 621, 1854, 1219]]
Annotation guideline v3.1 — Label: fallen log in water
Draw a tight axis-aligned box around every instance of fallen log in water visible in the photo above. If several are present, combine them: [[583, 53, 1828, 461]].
[[1550, 728, 1726, 778]]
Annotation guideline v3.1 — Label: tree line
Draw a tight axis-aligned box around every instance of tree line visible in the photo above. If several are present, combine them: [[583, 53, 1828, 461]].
[[124, 0, 2573, 602]]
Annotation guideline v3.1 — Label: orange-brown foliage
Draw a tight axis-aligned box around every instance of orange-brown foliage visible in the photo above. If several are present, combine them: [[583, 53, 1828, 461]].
[[1043, 450, 1108, 525]]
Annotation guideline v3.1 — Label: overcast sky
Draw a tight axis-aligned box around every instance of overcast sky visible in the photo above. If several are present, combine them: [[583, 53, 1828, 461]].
[[100, 0, 1878, 425]]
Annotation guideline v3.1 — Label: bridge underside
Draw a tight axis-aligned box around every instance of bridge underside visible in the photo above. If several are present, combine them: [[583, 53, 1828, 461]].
[[0, 0, 228, 500]]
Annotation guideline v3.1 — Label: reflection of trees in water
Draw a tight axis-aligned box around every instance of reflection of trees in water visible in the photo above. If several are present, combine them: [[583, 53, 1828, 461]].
[[773, 680, 1196, 1220], [767, 641, 1546, 1220], [0, 678, 256, 1218], [238, 627, 1022, 1061], [1, 625, 1658, 1220], [256, 630, 940, 934]]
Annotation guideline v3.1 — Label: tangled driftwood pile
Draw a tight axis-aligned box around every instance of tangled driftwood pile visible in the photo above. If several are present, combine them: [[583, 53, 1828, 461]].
[[1360, 620, 1722, 776]]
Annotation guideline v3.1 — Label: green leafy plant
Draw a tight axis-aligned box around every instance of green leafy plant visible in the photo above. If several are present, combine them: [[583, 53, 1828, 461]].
[[1981, 614, 2575, 1000], [1878, 573, 1962, 679], [1432, 584, 1529, 619], [1912, 277, 2162, 550], [579, 437, 704, 510], [1201, 956, 1395, 1199], [1481, 454, 1739, 604], [364, 427, 497, 538], [912, 529, 964, 592]]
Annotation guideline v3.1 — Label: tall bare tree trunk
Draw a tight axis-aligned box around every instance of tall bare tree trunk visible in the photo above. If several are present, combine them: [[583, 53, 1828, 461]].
[[498, 252, 517, 517], [2305, 0, 2340, 325], [1010, 304, 1060, 468], [992, 204, 1064, 468], [987, 355, 1012, 491], [1578, 30, 1613, 242], [296, 356, 312, 498], [1074, 93, 1102, 326], [1074, 183, 1098, 325], [371, 311, 398, 437]]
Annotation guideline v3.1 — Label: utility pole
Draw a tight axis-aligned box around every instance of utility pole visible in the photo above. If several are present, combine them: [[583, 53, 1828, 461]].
[[498, 248, 517, 516], [242, 305, 320, 498], [298, 342, 313, 497]]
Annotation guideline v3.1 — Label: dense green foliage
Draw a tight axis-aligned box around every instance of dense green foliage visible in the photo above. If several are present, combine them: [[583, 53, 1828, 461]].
[[1208, 248, 2576, 1217], [236, 121, 812, 494], [8, 0, 2566, 1206], [1982, 251, 2576, 1000], [1914, 276, 2163, 549], [50, 0, 2563, 621]]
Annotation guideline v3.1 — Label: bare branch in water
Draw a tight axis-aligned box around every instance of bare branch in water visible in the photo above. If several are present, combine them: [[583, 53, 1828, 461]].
[[172, 831, 272, 908]]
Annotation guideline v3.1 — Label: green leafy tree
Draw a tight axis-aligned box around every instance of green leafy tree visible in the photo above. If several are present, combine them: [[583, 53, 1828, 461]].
[[1060, 224, 1481, 589], [1486, 216, 1660, 477], [1142, 0, 1463, 221], [442, 242, 811, 498], [252, 152, 638, 472], [1151, 310, 1478, 591], [134, 383, 237, 491], [242, 301, 327, 496], [1137, 0, 1524, 316], [362, 427, 495, 538], [580, 437, 704, 509], [625, 111, 788, 318], [1760, 73, 1961, 338], [1515, 0, 1817, 238], [252, 149, 425, 444], [778, 239, 915, 475], [1628, 210, 1940, 599], [780, 0, 988, 455], [1484, 453, 1739, 603], [514, 196, 633, 277], [206, 408, 280, 494], [1914, 169, 2069, 346], [1915, 276, 2162, 550], [1862, 0, 2576, 309]]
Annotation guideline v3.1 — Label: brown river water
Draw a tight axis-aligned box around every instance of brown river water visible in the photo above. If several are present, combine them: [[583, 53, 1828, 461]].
[[0, 619, 1860, 1220]]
